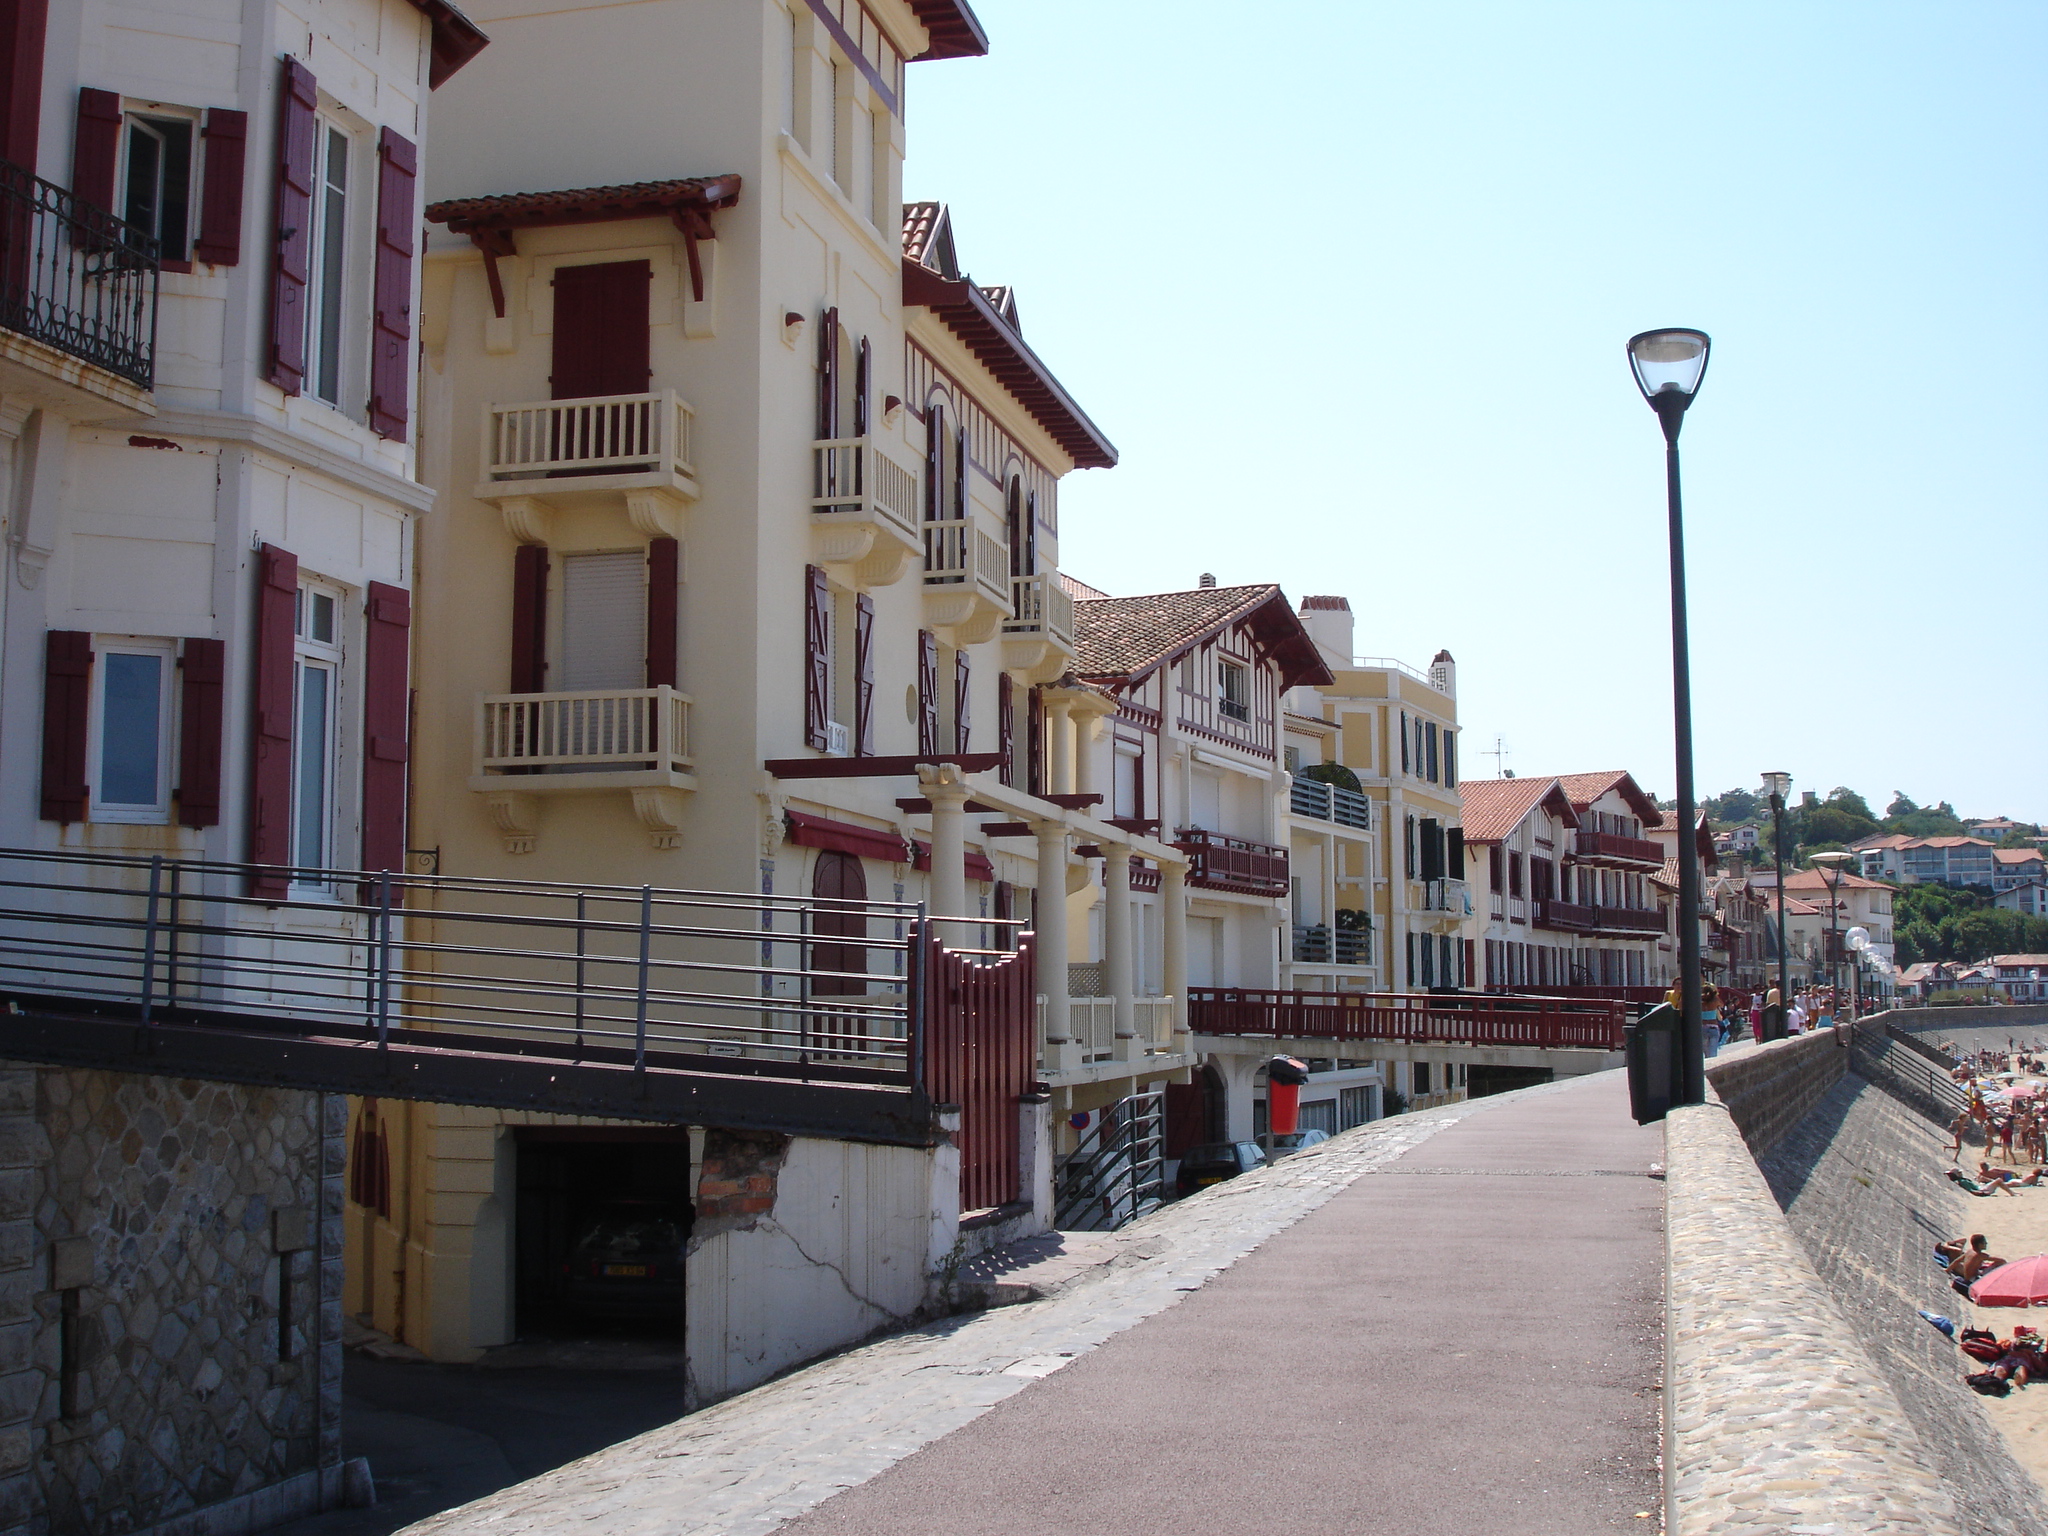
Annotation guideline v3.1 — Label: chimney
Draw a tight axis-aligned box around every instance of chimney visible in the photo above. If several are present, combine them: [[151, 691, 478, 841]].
[[1198, 572, 1216, 588], [1298, 595, 1354, 668], [1429, 649, 1456, 697]]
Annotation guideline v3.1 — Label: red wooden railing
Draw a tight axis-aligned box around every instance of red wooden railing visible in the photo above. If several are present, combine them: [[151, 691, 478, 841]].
[[921, 927, 1039, 1214], [1173, 827, 1289, 897], [1573, 829, 1665, 865], [1188, 988, 1626, 1050]]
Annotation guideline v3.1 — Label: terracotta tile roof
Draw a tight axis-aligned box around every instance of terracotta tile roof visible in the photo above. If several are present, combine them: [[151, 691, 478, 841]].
[[902, 201, 944, 268], [1991, 955, 2048, 967], [1554, 770, 1664, 828], [905, 0, 989, 60], [1908, 835, 1995, 849], [1994, 848, 2044, 865], [1782, 868, 1890, 892], [1058, 572, 1111, 602], [427, 175, 742, 234], [1457, 777, 1578, 845], [1073, 584, 1332, 690], [1783, 897, 1824, 916], [1850, 832, 1917, 851]]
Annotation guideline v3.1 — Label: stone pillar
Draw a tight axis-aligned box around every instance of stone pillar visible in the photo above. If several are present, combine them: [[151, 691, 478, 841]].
[[1034, 822, 1070, 1049], [1071, 710, 1096, 800], [1163, 860, 1189, 1034], [1046, 698, 1075, 796], [1104, 846, 1136, 1058], [919, 765, 971, 940]]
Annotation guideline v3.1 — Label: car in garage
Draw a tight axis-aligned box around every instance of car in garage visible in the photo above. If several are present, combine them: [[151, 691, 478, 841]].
[[1173, 1141, 1267, 1197], [562, 1200, 690, 1319]]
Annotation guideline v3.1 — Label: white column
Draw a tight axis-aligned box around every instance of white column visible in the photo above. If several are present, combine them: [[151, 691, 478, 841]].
[[920, 765, 970, 939], [1034, 821, 1070, 1046], [1163, 859, 1188, 1033], [1072, 709, 1097, 800], [1046, 698, 1075, 796], [1104, 845, 1136, 1057]]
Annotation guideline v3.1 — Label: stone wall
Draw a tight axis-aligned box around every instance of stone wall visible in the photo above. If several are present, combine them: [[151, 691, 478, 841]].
[[1702, 1028, 1847, 1155], [0, 1064, 344, 1535], [1895, 1003, 2048, 1033]]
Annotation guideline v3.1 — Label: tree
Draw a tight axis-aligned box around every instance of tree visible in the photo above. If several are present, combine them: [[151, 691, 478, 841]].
[[1887, 791, 1919, 818], [1827, 788, 1877, 823], [1702, 787, 1762, 826], [1888, 805, 1966, 838]]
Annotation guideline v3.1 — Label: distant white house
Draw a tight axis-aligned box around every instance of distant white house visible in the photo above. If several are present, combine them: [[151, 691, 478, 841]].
[[1996, 880, 2048, 919]]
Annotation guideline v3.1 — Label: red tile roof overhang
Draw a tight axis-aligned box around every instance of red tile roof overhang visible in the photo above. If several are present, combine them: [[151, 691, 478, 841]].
[[906, 0, 989, 59], [408, 0, 490, 88], [1077, 590, 1333, 693], [903, 259, 1116, 469], [428, 176, 742, 313]]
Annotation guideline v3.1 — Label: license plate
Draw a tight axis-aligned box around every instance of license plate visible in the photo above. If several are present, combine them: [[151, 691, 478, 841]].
[[1196, 1177, 1223, 1186], [602, 1264, 650, 1278]]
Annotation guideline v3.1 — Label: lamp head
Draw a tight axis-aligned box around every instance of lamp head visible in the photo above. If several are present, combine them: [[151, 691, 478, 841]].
[[1628, 328, 1711, 419], [1760, 770, 1792, 800], [1810, 850, 1852, 869]]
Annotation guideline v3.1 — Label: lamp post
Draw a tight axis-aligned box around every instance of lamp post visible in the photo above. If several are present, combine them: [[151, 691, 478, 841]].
[[1812, 850, 1853, 1009], [1761, 771, 1792, 1040], [1846, 926, 1870, 1023], [1629, 328, 1712, 1105]]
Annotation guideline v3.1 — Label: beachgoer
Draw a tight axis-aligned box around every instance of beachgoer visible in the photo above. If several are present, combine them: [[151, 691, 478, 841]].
[[1948, 1167, 2018, 1197]]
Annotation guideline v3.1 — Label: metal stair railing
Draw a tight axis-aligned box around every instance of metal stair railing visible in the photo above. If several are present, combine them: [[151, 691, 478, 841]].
[[1054, 1089, 1165, 1231]]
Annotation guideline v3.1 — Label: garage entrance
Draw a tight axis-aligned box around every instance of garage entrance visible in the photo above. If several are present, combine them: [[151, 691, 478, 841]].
[[514, 1128, 693, 1338]]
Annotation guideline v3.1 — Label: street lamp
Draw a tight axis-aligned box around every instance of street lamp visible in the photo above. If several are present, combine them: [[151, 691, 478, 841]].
[[1812, 850, 1853, 1008], [1760, 770, 1792, 1041], [1846, 926, 1870, 1023], [1629, 328, 1712, 1105]]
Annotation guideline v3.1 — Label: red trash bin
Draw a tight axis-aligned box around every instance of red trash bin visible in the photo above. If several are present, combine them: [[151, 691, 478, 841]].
[[1266, 1056, 1310, 1137]]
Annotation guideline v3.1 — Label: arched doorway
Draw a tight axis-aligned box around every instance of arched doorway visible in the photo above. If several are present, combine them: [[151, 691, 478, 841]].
[[811, 851, 868, 1057]]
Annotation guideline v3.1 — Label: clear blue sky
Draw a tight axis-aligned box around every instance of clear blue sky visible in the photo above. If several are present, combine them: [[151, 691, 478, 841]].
[[903, 2, 2046, 821]]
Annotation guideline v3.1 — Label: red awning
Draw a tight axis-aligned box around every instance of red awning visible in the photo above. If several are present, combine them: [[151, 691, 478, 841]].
[[912, 839, 998, 883], [784, 811, 907, 864]]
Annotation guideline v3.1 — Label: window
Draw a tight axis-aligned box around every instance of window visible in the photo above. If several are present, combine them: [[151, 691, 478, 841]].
[[307, 123, 351, 406], [123, 114, 193, 262], [89, 639, 175, 823], [1218, 660, 1249, 722], [1425, 721, 1438, 783], [291, 584, 343, 883]]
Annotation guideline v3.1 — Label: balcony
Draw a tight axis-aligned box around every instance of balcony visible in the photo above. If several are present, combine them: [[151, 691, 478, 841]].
[[469, 687, 696, 851], [1291, 924, 1371, 966], [921, 517, 1010, 642], [1413, 877, 1471, 916], [1001, 570, 1077, 682], [476, 392, 698, 533], [811, 435, 922, 585], [1534, 898, 1594, 933], [1289, 777, 1371, 831], [1573, 829, 1665, 867], [0, 161, 158, 402], [1592, 906, 1666, 935], [1174, 828, 1289, 898]]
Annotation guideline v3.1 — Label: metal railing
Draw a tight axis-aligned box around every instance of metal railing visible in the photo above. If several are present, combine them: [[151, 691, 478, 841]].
[[480, 391, 694, 483], [1289, 776, 1371, 830], [921, 517, 1009, 603], [1003, 571, 1075, 648], [0, 846, 928, 1077], [1292, 923, 1370, 966], [1416, 877, 1471, 915], [1191, 987, 1628, 1050], [812, 436, 920, 540], [1349, 655, 1436, 688], [0, 160, 158, 387], [1056, 1089, 1165, 1231], [476, 687, 691, 774]]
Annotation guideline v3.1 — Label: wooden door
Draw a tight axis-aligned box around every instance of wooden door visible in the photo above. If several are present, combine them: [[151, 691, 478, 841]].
[[551, 260, 651, 400]]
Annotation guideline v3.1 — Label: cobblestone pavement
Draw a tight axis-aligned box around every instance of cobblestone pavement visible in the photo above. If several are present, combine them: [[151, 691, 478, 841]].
[[1761, 1073, 2048, 1536], [401, 1077, 1628, 1536]]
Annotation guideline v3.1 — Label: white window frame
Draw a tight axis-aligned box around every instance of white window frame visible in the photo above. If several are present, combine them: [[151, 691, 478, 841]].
[[119, 105, 199, 265], [87, 636, 176, 824], [305, 115, 356, 409], [290, 581, 346, 892], [1217, 659, 1250, 722]]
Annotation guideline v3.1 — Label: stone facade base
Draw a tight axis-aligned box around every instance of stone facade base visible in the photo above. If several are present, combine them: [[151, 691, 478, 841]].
[[128, 1458, 372, 1536]]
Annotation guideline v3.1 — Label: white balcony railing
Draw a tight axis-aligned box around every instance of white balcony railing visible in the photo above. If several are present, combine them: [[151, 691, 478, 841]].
[[476, 687, 692, 774], [922, 518, 1010, 604], [812, 436, 919, 542], [481, 391, 694, 483], [1131, 997, 1177, 1048], [1004, 571, 1076, 648]]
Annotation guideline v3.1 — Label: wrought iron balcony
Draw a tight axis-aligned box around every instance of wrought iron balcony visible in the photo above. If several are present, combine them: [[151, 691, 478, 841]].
[[1174, 828, 1289, 897], [0, 160, 158, 388], [1289, 777, 1371, 830]]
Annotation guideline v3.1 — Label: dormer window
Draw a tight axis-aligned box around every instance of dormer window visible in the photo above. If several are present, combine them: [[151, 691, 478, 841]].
[[1218, 660, 1249, 722]]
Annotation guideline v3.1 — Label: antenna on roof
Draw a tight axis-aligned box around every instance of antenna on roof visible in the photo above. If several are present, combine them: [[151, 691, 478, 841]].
[[1483, 735, 1511, 777]]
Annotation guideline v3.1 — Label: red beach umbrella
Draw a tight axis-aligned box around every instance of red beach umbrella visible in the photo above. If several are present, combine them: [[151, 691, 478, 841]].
[[1971, 1255, 2048, 1308]]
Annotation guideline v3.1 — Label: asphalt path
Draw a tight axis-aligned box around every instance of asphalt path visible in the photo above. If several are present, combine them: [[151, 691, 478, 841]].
[[778, 1071, 1666, 1536]]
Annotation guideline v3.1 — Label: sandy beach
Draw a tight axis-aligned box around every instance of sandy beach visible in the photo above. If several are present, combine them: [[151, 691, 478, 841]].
[[1944, 1150, 2048, 1487]]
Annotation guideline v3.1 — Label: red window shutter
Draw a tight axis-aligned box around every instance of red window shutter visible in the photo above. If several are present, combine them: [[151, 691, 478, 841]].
[[1023, 489, 1038, 575], [1026, 685, 1044, 796], [361, 582, 411, 879], [0, 0, 50, 169], [916, 629, 939, 759], [247, 544, 298, 897], [645, 537, 678, 688], [176, 637, 225, 827], [816, 306, 839, 438], [38, 630, 91, 823], [853, 592, 875, 756], [854, 335, 870, 437], [549, 260, 651, 399], [997, 671, 1014, 786], [923, 403, 944, 521], [803, 564, 830, 750], [510, 543, 548, 692], [368, 127, 416, 440], [194, 108, 247, 264], [953, 648, 970, 755], [267, 58, 317, 394], [953, 424, 967, 518], [72, 88, 121, 211]]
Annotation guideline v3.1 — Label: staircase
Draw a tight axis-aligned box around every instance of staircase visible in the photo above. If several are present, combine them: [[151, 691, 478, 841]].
[[1055, 1090, 1166, 1231]]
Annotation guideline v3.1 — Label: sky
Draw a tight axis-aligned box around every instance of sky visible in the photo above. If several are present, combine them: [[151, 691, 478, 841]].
[[901, 2, 2047, 821]]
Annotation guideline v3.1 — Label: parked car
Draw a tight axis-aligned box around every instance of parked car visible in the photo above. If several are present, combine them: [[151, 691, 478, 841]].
[[563, 1200, 689, 1318], [1262, 1129, 1332, 1161], [1174, 1141, 1267, 1196]]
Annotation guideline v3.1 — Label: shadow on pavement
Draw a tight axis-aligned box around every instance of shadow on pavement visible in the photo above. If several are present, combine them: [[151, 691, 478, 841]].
[[261, 1349, 691, 1536]]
